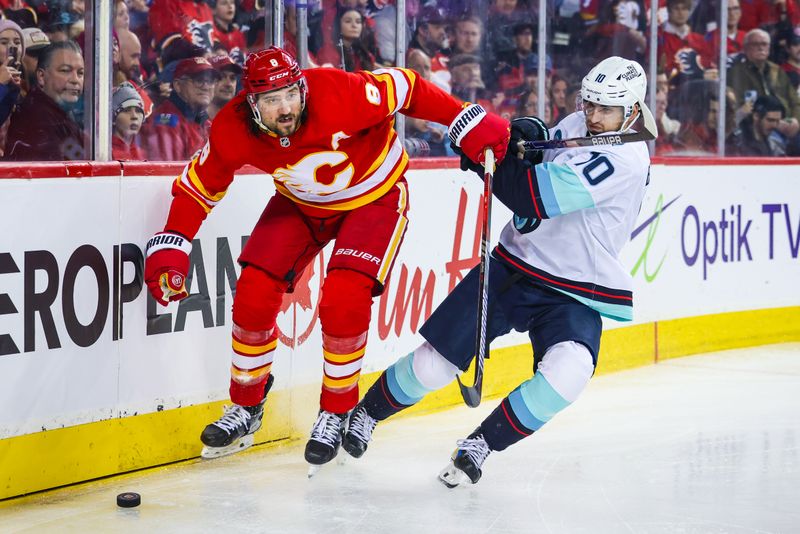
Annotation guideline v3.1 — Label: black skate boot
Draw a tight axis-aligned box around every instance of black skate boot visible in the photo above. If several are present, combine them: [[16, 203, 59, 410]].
[[438, 429, 492, 488], [304, 410, 349, 474], [342, 402, 378, 458], [200, 374, 274, 459]]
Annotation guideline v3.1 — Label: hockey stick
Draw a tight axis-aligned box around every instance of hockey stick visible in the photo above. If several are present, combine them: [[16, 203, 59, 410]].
[[522, 105, 658, 150], [456, 148, 495, 408]]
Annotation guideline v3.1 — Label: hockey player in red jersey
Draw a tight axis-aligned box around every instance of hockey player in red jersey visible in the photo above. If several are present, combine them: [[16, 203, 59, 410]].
[[143, 46, 510, 467]]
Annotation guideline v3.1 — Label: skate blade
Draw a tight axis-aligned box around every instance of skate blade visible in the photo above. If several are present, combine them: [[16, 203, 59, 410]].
[[201, 434, 255, 459], [438, 462, 471, 489], [307, 464, 322, 478]]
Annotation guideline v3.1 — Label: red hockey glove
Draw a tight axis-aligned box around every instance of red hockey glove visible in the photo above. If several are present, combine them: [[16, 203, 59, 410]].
[[448, 104, 510, 165], [144, 232, 191, 306]]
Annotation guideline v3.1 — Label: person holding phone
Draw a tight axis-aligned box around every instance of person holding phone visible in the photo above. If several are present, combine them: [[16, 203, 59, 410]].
[[0, 19, 25, 155]]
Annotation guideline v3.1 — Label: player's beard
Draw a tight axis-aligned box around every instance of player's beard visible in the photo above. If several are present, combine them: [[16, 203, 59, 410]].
[[271, 113, 300, 137]]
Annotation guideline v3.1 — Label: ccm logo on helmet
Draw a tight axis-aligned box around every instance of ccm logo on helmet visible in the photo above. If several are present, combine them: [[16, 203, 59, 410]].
[[269, 71, 289, 82], [334, 248, 382, 265]]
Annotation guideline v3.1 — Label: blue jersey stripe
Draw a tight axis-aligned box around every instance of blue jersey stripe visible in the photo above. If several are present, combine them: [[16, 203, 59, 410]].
[[540, 162, 596, 214]]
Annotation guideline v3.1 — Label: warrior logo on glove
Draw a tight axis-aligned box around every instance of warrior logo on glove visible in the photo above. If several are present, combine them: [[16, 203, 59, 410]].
[[145, 231, 192, 306], [448, 103, 511, 165]]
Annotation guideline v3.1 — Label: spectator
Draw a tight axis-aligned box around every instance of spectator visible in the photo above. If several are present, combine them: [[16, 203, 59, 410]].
[[449, 53, 493, 107], [407, 47, 432, 80], [4, 40, 86, 161], [208, 54, 241, 119], [517, 88, 552, 126], [494, 22, 547, 94], [583, 0, 647, 66], [21, 27, 49, 93], [673, 79, 720, 154], [781, 29, 800, 91], [728, 94, 787, 155], [334, 9, 375, 72], [2, 4, 37, 30], [739, 0, 800, 32], [658, 0, 713, 85], [408, 5, 450, 92], [112, 81, 146, 160], [115, 28, 141, 85], [404, 47, 452, 157], [213, 0, 247, 65], [148, 0, 217, 55], [550, 74, 569, 124], [451, 16, 483, 57], [655, 88, 680, 154], [0, 19, 24, 130], [487, 0, 531, 57], [728, 28, 800, 139], [702, 0, 745, 69], [614, 0, 644, 31], [114, 0, 130, 31], [564, 82, 582, 115], [115, 28, 153, 119], [140, 56, 219, 161]]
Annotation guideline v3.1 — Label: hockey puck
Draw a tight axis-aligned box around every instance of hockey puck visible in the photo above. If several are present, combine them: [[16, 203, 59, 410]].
[[116, 492, 141, 508]]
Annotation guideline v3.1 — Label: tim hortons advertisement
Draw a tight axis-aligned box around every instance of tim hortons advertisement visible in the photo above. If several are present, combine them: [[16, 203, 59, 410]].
[[1, 164, 798, 438]]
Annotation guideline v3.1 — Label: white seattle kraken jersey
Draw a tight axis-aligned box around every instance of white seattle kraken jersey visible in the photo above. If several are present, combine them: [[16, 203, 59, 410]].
[[495, 111, 650, 321]]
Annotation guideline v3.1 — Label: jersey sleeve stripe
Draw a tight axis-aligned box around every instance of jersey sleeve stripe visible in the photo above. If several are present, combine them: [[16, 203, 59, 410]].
[[367, 71, 396, 114], [526, 167, 544, 219], [187, 160, 227, 203], [372, 68, 412, 114], [537, 163, 596, 216], [175, 177, 213, 213]]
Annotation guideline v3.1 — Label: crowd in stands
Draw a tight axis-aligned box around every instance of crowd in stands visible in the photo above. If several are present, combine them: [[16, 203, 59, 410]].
[[0, 0, 798, 162]]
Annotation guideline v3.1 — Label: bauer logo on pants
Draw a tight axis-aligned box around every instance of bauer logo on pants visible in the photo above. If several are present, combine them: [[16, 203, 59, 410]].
[[334, 248, 381, 265]]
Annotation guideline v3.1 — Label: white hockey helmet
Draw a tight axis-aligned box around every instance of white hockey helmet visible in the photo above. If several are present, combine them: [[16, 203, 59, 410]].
[[581, 56, 653, 132]]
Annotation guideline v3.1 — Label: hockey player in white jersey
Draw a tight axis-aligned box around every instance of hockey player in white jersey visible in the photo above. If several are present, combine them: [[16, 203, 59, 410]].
[[340, 56, 655, 487]]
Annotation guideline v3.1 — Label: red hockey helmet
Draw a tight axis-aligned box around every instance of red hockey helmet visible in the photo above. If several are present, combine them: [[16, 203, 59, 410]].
[[244, 46, 306, 95], [243, 46, 308, 132]]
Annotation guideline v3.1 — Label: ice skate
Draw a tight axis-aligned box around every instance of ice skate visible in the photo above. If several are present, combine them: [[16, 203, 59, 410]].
[[342, 402, 378, 458], [304, 410, 349, 477], [200, 375, 274, 459], [438, 429, 492, 488]]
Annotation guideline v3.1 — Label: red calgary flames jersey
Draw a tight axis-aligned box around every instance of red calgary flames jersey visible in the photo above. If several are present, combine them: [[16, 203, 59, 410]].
[[165, 67, 464, 238]]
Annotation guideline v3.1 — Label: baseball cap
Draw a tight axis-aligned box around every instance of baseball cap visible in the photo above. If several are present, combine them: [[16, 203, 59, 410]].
[[419, 6, 447, 25], [22, 27, 50, 54], [449, 53, 481, 69], [112, 82, 145, 116], [174, 57, 221, 80], [209, 54, 243, 74]]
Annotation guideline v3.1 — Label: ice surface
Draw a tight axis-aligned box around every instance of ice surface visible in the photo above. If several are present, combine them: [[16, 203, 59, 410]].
[[1, 343, 798, 533]]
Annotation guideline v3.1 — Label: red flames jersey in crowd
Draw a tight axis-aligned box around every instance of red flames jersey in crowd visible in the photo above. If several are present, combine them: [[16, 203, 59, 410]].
[[701, 29, 746, 69], [148, 0, 217, 51], [658, 26, 708, 79], [165, 67, 464, 239], [214, 23, 247, 65]]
